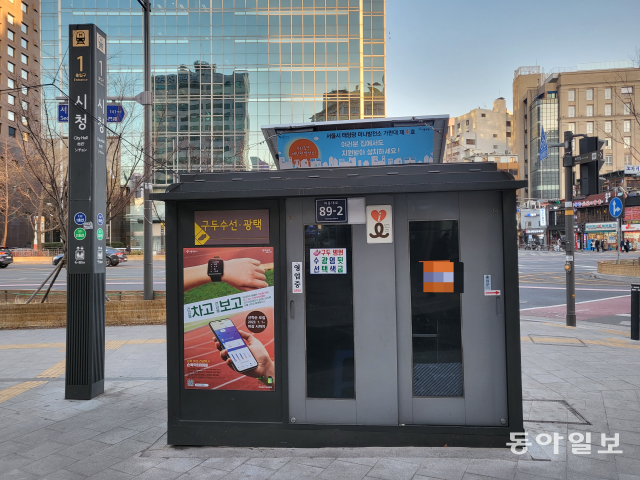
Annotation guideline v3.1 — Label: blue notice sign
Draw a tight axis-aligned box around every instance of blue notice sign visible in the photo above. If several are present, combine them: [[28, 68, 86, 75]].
[[74, 212, 87, 225], [58, 104, 69, 123], [539, 126, 548, 161], [97, 213, 104, 226], [277, 126, 434, 169], [106, 105, 126, 123], [609, 197, 623, 218]]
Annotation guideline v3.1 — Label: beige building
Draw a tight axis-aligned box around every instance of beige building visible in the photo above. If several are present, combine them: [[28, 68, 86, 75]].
[[0, 0, 40, 142], [445, 98, 518, 178], [513, 63, 640, 200]]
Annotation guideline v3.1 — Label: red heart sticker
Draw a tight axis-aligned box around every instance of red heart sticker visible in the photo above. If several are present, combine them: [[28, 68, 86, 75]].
[[371, 210, 386, 222]]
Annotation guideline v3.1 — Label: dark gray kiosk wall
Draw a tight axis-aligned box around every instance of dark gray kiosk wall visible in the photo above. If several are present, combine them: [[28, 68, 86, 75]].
[[66, 24, 108, 400]]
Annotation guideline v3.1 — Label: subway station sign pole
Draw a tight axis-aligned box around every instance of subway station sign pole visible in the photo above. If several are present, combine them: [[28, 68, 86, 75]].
[[66, 24, 108, 400]]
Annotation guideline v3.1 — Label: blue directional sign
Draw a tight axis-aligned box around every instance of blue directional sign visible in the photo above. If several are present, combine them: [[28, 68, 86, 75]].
[[106, 105, 126, 123], [539, 126, 548, 161], [58, 104, 126, 123], [58, 104, 69, 122], [74, 212, 87, 225], [609, 197, 623, 218], [97, 213, 104, 226]]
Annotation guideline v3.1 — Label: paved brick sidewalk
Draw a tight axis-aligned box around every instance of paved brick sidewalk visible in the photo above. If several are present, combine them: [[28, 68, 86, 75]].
[[1, 321, 639, 479]]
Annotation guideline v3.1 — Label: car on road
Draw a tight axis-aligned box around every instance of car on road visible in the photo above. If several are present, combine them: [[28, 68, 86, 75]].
[[52, 247, 128, 267], [0, 247, 14, 268]]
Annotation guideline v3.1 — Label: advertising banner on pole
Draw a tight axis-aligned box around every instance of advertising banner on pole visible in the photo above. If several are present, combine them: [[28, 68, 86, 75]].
[[276, 126, 434, 169], [183, 247, 275, 391]]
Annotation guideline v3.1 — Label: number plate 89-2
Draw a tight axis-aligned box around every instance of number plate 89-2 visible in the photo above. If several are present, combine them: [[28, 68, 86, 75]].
[[315, 198, 348, 223]]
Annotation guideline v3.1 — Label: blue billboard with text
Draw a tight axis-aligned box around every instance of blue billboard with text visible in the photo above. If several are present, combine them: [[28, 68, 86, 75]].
[[276, 126, 434, 169]]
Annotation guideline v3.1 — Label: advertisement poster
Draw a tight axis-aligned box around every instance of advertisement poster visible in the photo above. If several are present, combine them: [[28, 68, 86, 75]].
[[183, 247, 275, 391], [309, 248, 347, 274], [276, 126, 434, 169]]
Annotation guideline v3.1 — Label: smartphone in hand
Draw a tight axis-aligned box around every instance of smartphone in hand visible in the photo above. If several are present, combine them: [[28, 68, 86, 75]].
[[209, 319, 258, 373]]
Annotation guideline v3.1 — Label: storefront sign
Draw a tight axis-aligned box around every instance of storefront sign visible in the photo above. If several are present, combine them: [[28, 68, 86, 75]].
[[525, 229, 545, 234], [585, 222, 617, 232], [625, 206, 640, 222], [315, 198, 347, 223], [309, 248, 347, 274], [622, 224, 640, 231], [539, 209, 547, 227], [183, 247, 275, 392], [574, 192, 611, 208], [625, 165, 640, 174], [194, 210, 269, 245], [366, 205, 393, 243], [277, 126, 434, 169]]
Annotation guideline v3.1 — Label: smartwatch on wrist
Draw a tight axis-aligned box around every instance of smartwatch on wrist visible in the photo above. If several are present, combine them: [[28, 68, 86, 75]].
[[208, 257, 224, 282]]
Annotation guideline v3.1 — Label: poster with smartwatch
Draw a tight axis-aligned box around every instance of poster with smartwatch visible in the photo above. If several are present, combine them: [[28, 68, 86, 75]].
[[183, 247, 275, 391]]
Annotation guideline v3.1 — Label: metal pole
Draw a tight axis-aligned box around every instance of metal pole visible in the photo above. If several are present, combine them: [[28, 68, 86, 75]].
[[143, 1, 153, 300], [564, 131, 576, 327], [632, 284, 640, 341], [617, 217, 621, 264]]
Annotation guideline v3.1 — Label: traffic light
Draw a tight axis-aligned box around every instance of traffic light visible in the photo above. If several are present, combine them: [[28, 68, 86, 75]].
[[578, 136, 605, 196]]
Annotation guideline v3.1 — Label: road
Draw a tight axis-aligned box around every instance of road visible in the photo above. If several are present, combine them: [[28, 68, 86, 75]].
[[518, 249, 633, 327], [0, 260, 167, 291]]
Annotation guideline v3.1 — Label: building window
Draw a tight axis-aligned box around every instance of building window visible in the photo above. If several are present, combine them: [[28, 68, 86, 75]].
[[21, 86, 27, 95], [586, 105, 594, 117], [605, 104, 612, 116], [21, 116, 27, 126], [457, 123, 460, 130], [20, 38, 27, 50], [568, 90, 575, 101], [493, 133, 497, 138], [605, 121, 612, 133], [465, 119, 469, 126], [587, 122, 594, 134], [568, 122, 575, 133], [8, 14, 14, 25], [494, 157, 500, 162], [21, 70, 28, 80], [506, 132, 511, 137], [622, 87, 633, 95], [605, 138, 612, 149], [21, 23, 27, 34], [506, 121, 511, 126], [7, 78, 14, 89], [8, 30, 15, 42], [481, 113, 486, 117], [8, 127, 15, 137], [7, 46, 15, 57], [605, 155, 612, 166], [587, 89, 593, 101], [22, 132, 28, 141], [21, 101, 28, 111], [8, 95, 15, 105], [625, 154, 632, 165], [624, 120, 631, 133], [493, 145, 498, 149], [465, 139, 475, 145], [20, 54, 28, 65], [624, 103, 632, 115], [7, 111, 15, 121], [624, 137, 631, 149], [7, 62, 15, 73], [605, 88, 612, 100], [568, 106, 575, 117], [21, 2, 27, 13]]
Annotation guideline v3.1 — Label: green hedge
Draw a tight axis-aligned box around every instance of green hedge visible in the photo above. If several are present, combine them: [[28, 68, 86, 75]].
[[43, 242, 63, 249], [107, 241, 125, 248]]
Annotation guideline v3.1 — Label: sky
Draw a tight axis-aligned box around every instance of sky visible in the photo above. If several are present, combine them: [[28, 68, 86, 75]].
[[385, 0, 640, 118]]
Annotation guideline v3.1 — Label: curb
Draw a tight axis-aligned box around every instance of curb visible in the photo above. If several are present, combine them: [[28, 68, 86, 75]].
[[591, 273, 640, 284]]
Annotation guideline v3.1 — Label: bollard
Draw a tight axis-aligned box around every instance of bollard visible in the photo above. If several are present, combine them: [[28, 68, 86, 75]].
[[632, 284, 640, 341]]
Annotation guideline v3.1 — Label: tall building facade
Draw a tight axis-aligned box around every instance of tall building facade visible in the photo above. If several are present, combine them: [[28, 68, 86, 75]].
[[513, 62, 640, 200], [444, 98, 518, 179], [41, 0, 386, 248], [42, 0, 386, 180]]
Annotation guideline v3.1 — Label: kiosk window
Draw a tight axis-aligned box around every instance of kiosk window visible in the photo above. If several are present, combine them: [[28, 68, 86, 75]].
[[304, 225, 355, 399], [409, 221, 463, 397]]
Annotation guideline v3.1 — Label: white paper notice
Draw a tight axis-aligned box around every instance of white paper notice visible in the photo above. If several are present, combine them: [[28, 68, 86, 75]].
[[292, 261, 303, 293]]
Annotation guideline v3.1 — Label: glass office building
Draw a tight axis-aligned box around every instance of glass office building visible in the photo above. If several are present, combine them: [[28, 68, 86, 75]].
[[42, 0, 386, 183], [529, 95, 559, 199]]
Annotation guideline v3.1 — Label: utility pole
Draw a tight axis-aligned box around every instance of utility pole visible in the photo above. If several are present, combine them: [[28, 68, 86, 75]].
[[138, 0, 153, 300]]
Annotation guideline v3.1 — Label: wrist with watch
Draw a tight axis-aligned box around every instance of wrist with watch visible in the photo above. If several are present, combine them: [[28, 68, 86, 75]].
[[207, 257, 224, 282]]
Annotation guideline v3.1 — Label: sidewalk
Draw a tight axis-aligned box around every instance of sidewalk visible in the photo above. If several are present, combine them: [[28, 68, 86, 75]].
[[1, 321, 639, 479]]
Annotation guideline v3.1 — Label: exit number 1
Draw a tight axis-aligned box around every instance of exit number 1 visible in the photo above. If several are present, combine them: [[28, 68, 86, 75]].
[[316, 198, 348, 223]]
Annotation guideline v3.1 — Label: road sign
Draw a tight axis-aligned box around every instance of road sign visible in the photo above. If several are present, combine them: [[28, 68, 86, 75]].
[[573, 150, 604, 164], [74, 212, 86, 225], [97, 213, 104, 225], [74, 228, 86, 241], [539, 126, 548, 161], [106, 105, 126, 122], [58, 104, 126, 123], [58, 104, 69, 122], [609, 197, 623, 218]]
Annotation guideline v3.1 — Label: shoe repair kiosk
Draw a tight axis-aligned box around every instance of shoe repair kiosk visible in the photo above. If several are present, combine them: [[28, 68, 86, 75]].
[[153, 162, 526, 448]]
